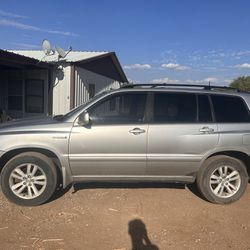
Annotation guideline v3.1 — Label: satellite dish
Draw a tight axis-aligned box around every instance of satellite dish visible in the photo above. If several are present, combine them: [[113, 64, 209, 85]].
[[55, 46, 73, 60], [55, 46, 67, 58], [42, 39, 52, 55]]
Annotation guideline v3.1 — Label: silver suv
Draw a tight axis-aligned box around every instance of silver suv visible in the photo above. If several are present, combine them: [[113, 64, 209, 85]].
[[0, 83, 250, 206]]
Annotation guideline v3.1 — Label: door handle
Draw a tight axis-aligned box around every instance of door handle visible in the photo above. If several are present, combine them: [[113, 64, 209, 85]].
[[199, 127, 214, 134], [129, 128, 146, 135]]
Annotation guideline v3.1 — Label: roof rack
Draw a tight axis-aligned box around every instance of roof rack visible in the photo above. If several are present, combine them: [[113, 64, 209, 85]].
[[121, 83, 242, 92]]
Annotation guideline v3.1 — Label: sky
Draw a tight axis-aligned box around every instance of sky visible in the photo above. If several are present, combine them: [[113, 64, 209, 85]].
[[1, 0, 250, 85]]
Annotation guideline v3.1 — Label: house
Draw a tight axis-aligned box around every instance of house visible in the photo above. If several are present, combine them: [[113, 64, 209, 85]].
[[0, 49, 127, 120]]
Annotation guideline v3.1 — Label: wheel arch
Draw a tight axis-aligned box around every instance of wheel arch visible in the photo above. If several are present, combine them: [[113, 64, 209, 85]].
[[0, 147, 64, 186], [206, 150, 250, 180]]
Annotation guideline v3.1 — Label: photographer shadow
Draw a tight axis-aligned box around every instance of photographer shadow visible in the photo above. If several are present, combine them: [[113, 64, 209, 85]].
[[128, 219, 159, 250]]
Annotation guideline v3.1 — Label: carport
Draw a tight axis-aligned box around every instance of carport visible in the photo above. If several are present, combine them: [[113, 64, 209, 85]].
[[0, 50, 52, 120]]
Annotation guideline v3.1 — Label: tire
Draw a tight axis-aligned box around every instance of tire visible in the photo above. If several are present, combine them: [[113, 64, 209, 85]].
[[197, 155, 248, 204], [0, 152, 57, 206]]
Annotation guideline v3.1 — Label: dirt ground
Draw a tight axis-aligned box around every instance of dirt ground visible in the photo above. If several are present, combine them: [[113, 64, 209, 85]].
[[0, 182, 250, 250]]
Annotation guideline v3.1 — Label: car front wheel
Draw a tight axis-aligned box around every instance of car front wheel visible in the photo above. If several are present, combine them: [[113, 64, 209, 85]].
[[0, 152, 57, 206], [197, 155, 248, 204]]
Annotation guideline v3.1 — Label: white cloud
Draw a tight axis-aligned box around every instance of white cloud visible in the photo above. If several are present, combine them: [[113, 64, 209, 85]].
[[149, 77, 226, 86], [203, 77, 219, 83], [0, 19, 78, 36], [124, 64, 152, 70], [223, 79, 232, 84], [235, 51, 250, 56], [150, 77, 219, 85], [0, 9, 28, 19], [161, 63, 189, 70], [185, 78, 218, 84], [234, 63, 250, 69], [127, 78, 140, 84], [184, 79, 200, 84], [151, 77, 179, 84]]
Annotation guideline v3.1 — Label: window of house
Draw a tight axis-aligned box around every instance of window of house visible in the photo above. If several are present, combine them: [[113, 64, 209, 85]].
[[88, 92, 147, 124], [8, 80, 23, 111], [88, 84, 96, 99], [198, 95, 213, 122], [211, 95, 250, 123], [153, 92, 197, 123], [25, 79, 44, 113]]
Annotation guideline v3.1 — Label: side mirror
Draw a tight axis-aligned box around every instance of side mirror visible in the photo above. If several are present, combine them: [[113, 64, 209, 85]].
[[78, 111, 90, 126]]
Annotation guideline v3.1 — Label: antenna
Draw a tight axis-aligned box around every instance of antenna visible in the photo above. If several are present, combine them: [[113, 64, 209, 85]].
[[42, 39, 52, 55], [55, 46, 72, 60]]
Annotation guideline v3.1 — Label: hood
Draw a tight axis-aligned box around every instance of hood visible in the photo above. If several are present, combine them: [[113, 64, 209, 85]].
[[0, 116, 69, 134]]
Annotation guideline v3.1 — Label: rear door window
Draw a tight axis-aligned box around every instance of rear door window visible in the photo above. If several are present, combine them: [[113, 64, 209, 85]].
[[153, 92, 196, 123], [198, 95, 213, 122]]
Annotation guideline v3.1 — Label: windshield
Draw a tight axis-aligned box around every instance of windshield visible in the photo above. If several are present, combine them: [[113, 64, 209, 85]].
[[62, 91, 108, 120]]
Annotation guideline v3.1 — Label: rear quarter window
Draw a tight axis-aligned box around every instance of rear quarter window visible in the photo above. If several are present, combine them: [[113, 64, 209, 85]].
[[211, 95, 250, 123]]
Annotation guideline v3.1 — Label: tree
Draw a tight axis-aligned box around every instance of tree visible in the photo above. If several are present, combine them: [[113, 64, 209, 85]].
[[230, 76, 250, 91]]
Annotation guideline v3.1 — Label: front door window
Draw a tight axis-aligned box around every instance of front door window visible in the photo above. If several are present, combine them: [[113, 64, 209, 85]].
[[88, 92, 147, 124]]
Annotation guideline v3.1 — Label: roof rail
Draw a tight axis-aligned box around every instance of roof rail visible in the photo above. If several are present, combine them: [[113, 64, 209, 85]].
[[121, 83, 242, 92]]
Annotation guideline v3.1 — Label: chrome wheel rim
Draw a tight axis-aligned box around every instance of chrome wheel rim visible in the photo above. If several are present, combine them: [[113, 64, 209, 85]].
[[9, 163, 47, 200], [209, 165, 241, 198]]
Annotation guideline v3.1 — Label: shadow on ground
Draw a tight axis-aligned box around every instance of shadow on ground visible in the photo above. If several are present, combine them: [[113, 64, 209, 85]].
[[186, 183, 207, 201], [128, 219, 160, 250], [73, 182, 185, 191], [47, 184, 72, 203], [47, 182, 207, 204], [74, 182, 206, 202]]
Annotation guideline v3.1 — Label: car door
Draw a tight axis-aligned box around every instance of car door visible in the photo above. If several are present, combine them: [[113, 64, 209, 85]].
[[147, 92, 219, 177], [69, 91, 148, 177]]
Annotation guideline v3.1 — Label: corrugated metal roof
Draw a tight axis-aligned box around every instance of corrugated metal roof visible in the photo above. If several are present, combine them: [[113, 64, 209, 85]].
[[0, 49, 51, 68], [7, 49, 128, 82], [8, 50, 110, 63]]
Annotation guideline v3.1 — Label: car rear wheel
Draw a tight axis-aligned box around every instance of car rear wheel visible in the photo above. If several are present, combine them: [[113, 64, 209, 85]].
[[0, 152, 57, 206], [197, 155, 248, 204]]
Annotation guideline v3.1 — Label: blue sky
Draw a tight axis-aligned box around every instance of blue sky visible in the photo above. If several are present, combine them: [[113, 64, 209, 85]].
[[1, 0, 250, 84]]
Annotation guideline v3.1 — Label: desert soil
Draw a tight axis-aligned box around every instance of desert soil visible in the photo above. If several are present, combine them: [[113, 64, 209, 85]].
[[0, 182, 250, 250]]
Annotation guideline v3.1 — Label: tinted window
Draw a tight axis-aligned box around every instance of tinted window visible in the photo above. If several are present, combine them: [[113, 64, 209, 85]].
[[198, 95, 212, 122], [88, 92, 147, 124], [211, 95, 250, 123], [153, 93, 196, 123]]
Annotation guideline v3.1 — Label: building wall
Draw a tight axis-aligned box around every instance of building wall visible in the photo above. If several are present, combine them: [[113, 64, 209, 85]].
[[52, 65, 121, 115], [74, 66, 120, 107], [0, 69, 48, 118], [52, 64, 71, 115]]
